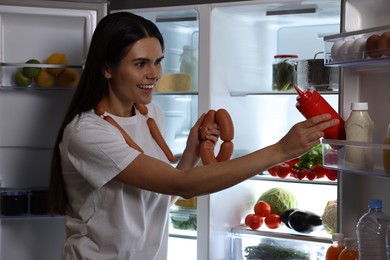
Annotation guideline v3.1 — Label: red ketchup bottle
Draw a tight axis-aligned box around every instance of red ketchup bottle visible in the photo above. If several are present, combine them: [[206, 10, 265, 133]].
[[294, 86, 346, 140]]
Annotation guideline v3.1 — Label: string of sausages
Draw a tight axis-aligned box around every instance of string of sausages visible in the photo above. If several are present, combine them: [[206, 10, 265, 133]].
[[94, 101, 177, 163], [200, 109, 234, 165]]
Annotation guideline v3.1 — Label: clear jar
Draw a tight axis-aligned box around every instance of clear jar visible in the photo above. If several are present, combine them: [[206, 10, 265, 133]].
[[272, 54, 298, 91]]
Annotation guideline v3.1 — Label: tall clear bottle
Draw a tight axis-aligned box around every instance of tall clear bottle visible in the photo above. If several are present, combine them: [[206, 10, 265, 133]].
[[344, 102, 374, 170], [325, 233, 345, 260], [356, 199, 390, 260]]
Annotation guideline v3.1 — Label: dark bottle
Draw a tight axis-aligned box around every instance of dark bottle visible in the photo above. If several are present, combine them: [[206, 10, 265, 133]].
[[294, 86, 346, 140], [287, 210, 322, 233]]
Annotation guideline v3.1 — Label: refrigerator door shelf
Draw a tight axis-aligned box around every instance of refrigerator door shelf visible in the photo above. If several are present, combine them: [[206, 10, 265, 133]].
[[0, 62, 82, 89], [324, 24, 390, 66], [322, 139, 390, 178]]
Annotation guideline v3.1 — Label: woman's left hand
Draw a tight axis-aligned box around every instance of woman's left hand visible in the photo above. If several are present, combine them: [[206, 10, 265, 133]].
[[178, 113, 220, 168]]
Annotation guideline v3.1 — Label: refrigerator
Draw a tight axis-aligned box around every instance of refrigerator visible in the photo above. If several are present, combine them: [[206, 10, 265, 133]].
[[0, 1, 107, 259], [112, 0, 342, 259]]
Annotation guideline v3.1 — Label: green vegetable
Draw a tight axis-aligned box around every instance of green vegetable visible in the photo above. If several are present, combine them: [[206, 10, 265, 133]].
[[245, 244, 310, 260], [322, 200, 337, 234], [296, 144, 323, 169], [171, 215, 197, 231], [258, 187, 298, 215]]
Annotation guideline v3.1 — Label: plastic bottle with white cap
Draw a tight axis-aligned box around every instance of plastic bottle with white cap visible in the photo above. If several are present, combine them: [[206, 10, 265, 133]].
[[344, 102, 374, 170]]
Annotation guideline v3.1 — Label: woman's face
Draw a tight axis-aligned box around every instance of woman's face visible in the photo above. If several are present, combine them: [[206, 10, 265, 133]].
[[106, 37, 163, 114]]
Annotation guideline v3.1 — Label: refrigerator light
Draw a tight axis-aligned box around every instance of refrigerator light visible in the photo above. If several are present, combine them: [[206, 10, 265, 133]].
[[266, 5, 316, 16]]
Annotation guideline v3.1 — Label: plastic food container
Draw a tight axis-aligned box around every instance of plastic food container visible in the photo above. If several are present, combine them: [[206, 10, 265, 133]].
[[0, 190, 28, 216], [30, 189, 48, 215], [272, 54, 298, 91]]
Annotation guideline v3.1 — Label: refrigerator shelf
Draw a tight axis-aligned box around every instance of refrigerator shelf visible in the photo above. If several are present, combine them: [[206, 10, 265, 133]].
[[230, 90, 339, 97], [250, 174, 337, 186], [231, 224, 331, 243], [321, 139, 390, 178], [0, 62, 82, 89], [153, 91, 197, 95], [324, 24, 390, 66]]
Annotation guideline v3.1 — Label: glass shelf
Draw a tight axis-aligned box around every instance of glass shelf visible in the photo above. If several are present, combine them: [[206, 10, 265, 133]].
[[230, 90, 339, 97], [250, 174, 337, 186], [321, 139, 390, 178]]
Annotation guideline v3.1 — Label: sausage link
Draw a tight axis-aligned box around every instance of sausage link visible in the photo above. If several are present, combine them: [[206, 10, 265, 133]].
[[134, 103, 148, 116], [200, 140, 218, 165], [103, 115, 144, 153], [215, 109, 234, 142], [147, 118, 177, 163], [200, 109, 216, 140], [216, 141, 234, 162], [95, 100, 105, 116]]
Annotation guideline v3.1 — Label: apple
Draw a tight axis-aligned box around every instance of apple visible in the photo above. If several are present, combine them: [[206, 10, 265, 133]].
[[22, 59, 41, 78], [14, 71, 32, 86]]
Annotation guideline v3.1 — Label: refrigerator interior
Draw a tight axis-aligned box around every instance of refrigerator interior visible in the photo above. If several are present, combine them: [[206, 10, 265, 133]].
[[335, 0, 390, 238], [207, 1, 341, 259], [0, 2, 105, 259]]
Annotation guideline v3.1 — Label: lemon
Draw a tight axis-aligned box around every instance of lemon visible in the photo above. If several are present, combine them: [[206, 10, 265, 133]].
[[58, 68, 80, 88], [34, 69, 56, 88], [22, 59, 41, 78], [46, 53, 67, 76], [15, 71, 32, 86]]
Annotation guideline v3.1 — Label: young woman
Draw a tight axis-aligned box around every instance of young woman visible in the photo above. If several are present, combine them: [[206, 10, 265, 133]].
[[48, 12, 340, 260]]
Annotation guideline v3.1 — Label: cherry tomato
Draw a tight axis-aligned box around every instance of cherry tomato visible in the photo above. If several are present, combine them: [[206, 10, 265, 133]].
[[245, 214, 263, 230], [254, 201, 271, 218], [325, 169, 338, 181], [275, 163, 292, 178], [295, 168, 306, 180], [264, 214, 281, 229], [267, 166, 278, 177], [306, 169, 317, 180], [286, 158, 300, 166], [311, 164, 326, 179]]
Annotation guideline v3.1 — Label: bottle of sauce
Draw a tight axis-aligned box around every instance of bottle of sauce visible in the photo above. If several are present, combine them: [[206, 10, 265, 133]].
[[294, 85, 346, 140], [326, 233, 345, 260], [344, 102, 374, 170], [383, 123, 390, 174], [338, 237, 358, 260]]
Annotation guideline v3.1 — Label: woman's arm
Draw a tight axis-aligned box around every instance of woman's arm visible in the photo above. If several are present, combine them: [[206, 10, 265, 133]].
[[115, 114, 338, 198]]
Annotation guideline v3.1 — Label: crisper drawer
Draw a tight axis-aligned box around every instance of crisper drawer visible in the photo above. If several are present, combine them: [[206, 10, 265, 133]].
[[229, 229, 330, 260]]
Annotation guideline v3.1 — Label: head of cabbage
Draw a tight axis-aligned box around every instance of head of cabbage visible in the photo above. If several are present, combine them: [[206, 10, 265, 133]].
[[257, 187, 298, 215]]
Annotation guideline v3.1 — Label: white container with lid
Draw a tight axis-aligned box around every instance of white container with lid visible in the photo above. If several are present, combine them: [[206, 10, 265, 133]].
[[344, 102, 374, 170]]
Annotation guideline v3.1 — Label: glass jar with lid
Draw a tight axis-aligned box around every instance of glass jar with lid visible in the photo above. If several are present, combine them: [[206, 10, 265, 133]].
[[272, 54, 298, 91]]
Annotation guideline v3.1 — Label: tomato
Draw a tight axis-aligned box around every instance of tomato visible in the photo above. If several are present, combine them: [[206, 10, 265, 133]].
[[267, 166, 278, 177], [286, 158, 300, 166], [311, 164, 326, 179], [254, 201, 271, 217], [325, 169, 338, 181], [295, 168, 306, 180], [275, 163, 291, 178], [305, 169, 317, 180], [245, 214, 263, 230], [264, 214, 281, 229]]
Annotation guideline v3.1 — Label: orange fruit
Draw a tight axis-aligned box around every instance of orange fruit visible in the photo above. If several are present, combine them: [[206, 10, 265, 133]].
[[34, 69, 56, 88], [46, 53, 67, 76], [58, 68, 80, 88]]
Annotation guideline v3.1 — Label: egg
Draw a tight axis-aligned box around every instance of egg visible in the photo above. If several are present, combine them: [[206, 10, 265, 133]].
[[379, 31, 390, 56], [340, 39, 354, 61], [351, 37, 367, 60], [366, 34, 382, 58], [331, 39, 345, 62]]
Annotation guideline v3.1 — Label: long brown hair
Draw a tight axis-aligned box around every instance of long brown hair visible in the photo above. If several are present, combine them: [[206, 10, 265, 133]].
[[48, 12, 164, 215]]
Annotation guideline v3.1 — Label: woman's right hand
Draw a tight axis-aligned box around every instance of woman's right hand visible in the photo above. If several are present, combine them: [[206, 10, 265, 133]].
[[275, 114, 340, 160]]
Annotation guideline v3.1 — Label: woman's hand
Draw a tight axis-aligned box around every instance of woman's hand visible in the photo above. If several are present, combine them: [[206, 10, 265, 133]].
[[177, 113, 220, 169], [276, 114, 340, 160]]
